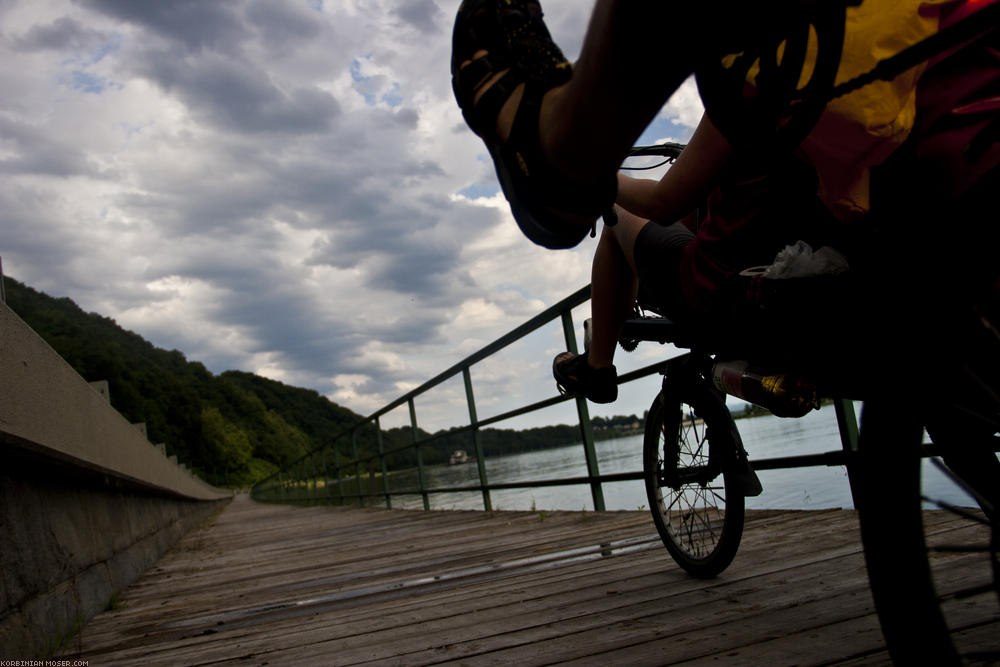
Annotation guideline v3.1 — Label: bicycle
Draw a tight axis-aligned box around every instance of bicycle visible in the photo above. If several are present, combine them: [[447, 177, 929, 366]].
[[597, 141, 1000, 663]]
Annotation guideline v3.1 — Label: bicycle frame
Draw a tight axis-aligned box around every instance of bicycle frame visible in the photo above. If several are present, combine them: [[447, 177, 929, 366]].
[[624, 302, 998, 662]]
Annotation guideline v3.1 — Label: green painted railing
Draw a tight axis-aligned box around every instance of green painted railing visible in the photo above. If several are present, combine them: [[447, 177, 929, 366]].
[[250, 285, 868, 512], [251, 285, 675, 511]]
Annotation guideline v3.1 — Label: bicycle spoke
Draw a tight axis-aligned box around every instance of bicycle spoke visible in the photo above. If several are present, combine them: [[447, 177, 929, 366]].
[[692, 499, 720, 540], [664, 488, 683, 513], [930, 544, 992, 553], [645, 384, 745, 577], [920, 496, 991, 525], [855, 398, 1000, 662], [929, 457, 995, 515], [947, 583, 998, 600]]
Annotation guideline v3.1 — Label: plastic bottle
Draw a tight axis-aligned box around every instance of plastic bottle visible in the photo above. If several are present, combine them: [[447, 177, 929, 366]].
[[711, 360, 819, 418]]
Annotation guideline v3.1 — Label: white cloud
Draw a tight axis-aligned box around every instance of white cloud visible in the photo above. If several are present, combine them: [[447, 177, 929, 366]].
[[1, 0, 703, 432], [659, 75, 705, 129]]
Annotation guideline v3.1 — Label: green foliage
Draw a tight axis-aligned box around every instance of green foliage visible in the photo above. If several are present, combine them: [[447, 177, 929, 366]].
[[200, 406, 253, 472], [3, 276, 647, 489], [734, 402, 772, 420], [4, 277, 359, 487], [245, 456, 280, 484], [591, 414, 645, 432], [370, 415, 644, 471]]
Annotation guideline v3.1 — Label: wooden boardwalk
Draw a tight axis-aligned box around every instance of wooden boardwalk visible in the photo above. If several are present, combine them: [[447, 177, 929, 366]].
[[60, 495, 993, 665]]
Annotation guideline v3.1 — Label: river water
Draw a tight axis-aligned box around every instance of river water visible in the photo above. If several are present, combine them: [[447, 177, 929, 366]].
[[391, 404, 980, 512]]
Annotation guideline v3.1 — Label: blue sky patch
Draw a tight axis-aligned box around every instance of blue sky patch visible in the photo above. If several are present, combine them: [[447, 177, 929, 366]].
[[68, 70, 111, 94], [381, 82, 402, 108], [351, 56, 402, 108], [349, 57, 367, 83], [91, 36, 122, 65], [350, 57, 377, 105], [457, 183, 499, 199]]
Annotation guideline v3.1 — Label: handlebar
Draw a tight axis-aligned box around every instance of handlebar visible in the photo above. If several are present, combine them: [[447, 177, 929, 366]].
[[602, 141, 688, 228], [627, 142, 686, 159]]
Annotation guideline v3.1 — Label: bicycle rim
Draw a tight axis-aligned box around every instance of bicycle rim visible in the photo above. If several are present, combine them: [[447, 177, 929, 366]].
[[923, 432, 1000, 663], [644, 387, 744, 578], [850, 399, 999, 664]]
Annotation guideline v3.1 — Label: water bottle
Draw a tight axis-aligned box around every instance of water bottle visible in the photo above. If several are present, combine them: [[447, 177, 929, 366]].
[[711, 360, 818, 418]]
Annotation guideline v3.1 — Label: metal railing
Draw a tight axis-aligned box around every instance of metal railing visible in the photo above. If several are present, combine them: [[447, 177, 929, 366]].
[[250, 284, 870, 512]]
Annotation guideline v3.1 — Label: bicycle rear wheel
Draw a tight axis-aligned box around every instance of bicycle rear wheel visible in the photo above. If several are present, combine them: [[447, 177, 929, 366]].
[[849, 398, 999, 665], [643, 384, 745, 578]]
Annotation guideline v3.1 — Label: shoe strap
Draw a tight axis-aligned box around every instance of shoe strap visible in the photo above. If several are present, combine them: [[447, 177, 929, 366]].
[[506, 76, 617, 219], [462, 69, 523, 134]]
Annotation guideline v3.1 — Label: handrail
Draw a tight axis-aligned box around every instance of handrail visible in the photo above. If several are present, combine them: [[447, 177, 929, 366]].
[[249, 285, 866, 511], [253, 285, 621, 511]]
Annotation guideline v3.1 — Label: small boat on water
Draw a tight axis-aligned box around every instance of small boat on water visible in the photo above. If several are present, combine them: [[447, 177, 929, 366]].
[[449, 450, 470, 465]]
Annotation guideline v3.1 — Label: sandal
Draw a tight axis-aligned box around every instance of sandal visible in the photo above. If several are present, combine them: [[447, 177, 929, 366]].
[[451, 0, 617, 249], [552, 352, 618, 404]]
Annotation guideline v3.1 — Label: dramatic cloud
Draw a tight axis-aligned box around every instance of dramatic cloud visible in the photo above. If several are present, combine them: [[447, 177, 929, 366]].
[[0, 0, 704, 429]]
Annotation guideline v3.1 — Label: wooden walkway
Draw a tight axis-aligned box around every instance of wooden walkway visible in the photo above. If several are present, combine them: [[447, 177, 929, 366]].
[[60, 495, 992, 665]]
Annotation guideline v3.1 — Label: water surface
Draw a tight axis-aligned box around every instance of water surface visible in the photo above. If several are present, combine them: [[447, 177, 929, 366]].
[[390, 404, 980, 512]]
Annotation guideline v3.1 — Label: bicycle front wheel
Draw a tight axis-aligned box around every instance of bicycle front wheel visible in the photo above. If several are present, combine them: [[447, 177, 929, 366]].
[[644, 385, 745, 578]]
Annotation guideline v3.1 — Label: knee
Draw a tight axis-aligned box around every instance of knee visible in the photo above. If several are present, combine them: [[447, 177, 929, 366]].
[[610, 207, 649, 252]]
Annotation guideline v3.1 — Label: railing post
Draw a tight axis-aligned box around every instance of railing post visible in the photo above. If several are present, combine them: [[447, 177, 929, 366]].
[[278, 471, 285, 501], [834, 399, 860, 453], [463, 367, 492, 512], [304, 457, 311, 500], [352, 431, 365, 507], [321, 447, 332, 502], [333, 446, 344, 505], [298, 460, 305, 501], [306, 456, 314, 500], [315, 453, 323, 500], [561, 310, 605, 511], [409, 398, 430, 510], [376, 417, 391, 509], [309, 454, 319, 501], [835, 398, 861, 499]]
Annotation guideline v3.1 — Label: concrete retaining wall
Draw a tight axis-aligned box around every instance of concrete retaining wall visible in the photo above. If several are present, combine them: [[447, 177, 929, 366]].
[[0, 303, 232, 657], [0, 304, 228, 501]]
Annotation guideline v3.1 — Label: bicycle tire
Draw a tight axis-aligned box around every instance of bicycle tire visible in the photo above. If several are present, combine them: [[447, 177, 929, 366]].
[[849, 398, 999, 665], [643, 384, 745, 578]]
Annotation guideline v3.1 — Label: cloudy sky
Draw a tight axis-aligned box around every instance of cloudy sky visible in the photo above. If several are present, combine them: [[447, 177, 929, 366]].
[[1, 0, 704, 431]]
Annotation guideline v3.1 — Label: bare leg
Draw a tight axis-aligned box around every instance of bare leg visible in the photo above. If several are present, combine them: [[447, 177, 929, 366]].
[[540, 1, 694, 184], [587, 208, 650, 369]]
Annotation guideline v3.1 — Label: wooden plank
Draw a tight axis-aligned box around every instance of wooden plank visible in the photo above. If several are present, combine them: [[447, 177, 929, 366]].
[[107, 543, 854, 666], [58, 495, 997, 666], [77, 511, 852, 657], [495, 552, 993, 667]]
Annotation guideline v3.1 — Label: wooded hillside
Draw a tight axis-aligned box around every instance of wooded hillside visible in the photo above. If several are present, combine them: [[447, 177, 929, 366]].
[[3, 277, 642, 487]]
